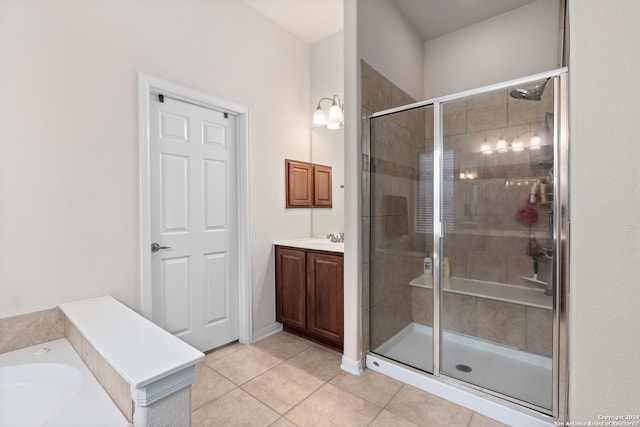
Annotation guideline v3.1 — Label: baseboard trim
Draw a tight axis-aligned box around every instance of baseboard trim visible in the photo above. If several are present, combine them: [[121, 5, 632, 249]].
[[252, 322, 283, 343], [340, 355, 363, 375]]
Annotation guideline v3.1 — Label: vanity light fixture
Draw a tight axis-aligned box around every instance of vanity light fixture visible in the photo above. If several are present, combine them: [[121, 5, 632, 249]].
[[481, 137, 492, 154], [496, 136, 508, 153], [529, 132, 542, 150], [313, 94, 344, 130], [512, 135, 524, 152], [481, 131, 542, 154]]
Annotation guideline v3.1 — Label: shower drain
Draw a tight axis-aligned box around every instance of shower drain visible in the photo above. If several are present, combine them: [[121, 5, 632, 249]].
[[455, 364, 472, 373]]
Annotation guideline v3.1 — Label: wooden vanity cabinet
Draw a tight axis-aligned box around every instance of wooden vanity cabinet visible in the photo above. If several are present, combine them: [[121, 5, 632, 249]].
[[275, 246, 344, 351]]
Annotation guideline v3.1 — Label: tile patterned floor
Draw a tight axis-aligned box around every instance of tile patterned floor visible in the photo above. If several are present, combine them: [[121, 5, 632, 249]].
[[191, 332, 509, 427]]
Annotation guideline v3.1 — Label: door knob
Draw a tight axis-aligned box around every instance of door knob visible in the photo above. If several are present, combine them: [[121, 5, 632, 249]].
[[151, 243, 171, 252]]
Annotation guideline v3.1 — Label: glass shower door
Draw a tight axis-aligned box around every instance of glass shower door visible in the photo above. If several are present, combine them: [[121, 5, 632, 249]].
[[369, 104, 434, 374], [439, 80, 556, 412]]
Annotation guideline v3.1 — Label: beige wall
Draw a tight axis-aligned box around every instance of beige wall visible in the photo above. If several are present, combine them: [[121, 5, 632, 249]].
[[358, 0, 424, 101], [0, 0, 312, 336], [424, 0, 562, 98], [568, 0, 640, 419]]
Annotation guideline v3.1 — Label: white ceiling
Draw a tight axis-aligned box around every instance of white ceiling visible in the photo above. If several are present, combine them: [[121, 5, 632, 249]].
[[242, 0, 539, 44]]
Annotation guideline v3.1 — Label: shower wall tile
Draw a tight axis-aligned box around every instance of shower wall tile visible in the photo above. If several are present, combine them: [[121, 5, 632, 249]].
[[443, 99, 467, 136], [445, 233, 486, 251], [443, 247, 466, 279], [391, 88, 425, 138], [370, 289, 412, 349], [411, 287, 433, 326], [370, 255, 394, 305], [371, 174, 393, 216], [476, 299, 526, 349], [526, 307, 553, 357], [483, 179, 507, 216], [442, 293, 477, 336], [361, 60, 392, 113], [392, 254, 423, 287], [0, 307, 65, 354], [483, 235, 528, 255], [466, 90, 508, 132], [507, 85, 554, 127], [465, 250, 507, 283]]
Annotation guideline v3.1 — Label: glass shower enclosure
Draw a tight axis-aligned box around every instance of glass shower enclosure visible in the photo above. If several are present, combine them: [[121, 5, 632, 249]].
[[367, 70, 568, 417]]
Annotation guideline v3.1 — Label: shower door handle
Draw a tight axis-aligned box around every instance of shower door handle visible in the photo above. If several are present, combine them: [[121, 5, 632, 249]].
[[151, 243, 171, 253]]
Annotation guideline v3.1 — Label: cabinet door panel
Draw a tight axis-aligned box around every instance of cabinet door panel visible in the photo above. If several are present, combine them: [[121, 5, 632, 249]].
[[307, 252, 343, 345], [313, 164, 332, 207], [286, 159, 313, 208], [275, 247, 306, 330]]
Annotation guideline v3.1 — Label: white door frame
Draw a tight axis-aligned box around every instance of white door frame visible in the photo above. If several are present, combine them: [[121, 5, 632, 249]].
[[138, 72, 252, 344]]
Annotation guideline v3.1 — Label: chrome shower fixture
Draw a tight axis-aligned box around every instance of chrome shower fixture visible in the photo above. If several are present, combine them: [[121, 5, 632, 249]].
[[510, 78, 550, 101]]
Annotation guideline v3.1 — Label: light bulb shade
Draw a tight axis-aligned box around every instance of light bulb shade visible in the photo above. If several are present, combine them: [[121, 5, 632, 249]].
[[329, 103, 343, 122], [530, 133, 542, 150], [313, 108, 327, 125], [481, 143, 492, 154], [327, 120, 341, 130], [496, 138, 508, 153], [512, 139, 524, 152]]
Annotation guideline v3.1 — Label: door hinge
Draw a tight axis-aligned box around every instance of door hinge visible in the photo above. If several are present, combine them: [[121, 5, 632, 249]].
[[158, 94, 164, 103], [224, 112, 228, 119]]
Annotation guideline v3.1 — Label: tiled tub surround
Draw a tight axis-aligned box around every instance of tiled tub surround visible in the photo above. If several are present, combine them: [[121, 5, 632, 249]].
[[0, 306, 65, 354], [0, 296, 204, 426]]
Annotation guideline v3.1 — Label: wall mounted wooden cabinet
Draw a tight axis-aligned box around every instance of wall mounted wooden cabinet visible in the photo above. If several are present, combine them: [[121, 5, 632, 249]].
[[285, 159, 332, 208], [275, 245, 343, 351]]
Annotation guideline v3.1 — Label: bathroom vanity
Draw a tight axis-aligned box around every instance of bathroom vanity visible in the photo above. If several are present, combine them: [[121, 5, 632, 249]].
[[274, 239, 344, 351]]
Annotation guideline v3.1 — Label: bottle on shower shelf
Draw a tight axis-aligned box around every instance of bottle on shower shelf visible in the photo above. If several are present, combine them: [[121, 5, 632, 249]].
[[529, 180, 539, 204], [423, 252, 432, 277], [539, 179, 548, 203]]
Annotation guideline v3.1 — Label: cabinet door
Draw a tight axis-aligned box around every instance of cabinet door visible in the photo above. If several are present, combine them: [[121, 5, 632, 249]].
[[285, 159, 313, 208], [306, 252, 343, 347], [313, 164, 332, 207], [275, 247, 307, 330]]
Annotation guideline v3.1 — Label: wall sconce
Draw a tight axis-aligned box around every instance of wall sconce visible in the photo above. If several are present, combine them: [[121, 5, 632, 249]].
[[313, 95, 344, 130], [529, 132, 542, 150], [479, 131, 544, 154], [496, 136, 508, 153]]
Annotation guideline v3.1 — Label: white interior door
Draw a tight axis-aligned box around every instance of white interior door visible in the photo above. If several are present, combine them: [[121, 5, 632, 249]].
[[149, 94, 238, 352]]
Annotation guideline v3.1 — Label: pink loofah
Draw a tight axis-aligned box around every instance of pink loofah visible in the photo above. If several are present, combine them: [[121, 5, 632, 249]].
[[515, 202, 538, 225]]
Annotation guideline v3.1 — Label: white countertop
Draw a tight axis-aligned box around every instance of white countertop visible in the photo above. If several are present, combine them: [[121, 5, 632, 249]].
[[60, 296, 204, 389], [274, 237, 344, 253]]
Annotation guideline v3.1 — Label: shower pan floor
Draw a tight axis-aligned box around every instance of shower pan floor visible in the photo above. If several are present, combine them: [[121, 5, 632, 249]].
[[373, 322, 552, 410]]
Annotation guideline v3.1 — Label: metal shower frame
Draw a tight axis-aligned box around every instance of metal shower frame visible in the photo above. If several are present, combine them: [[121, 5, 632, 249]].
[[367, 67, 569, 421]]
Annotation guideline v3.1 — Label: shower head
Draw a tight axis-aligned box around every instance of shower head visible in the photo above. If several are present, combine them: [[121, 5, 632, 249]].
[[509, 78, 550, 101]]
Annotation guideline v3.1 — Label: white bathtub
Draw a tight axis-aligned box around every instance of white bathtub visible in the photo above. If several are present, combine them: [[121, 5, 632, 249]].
[[410, 275, 552, 310], [0, 338, 130, 427]]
